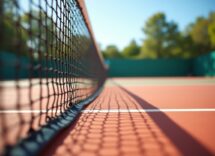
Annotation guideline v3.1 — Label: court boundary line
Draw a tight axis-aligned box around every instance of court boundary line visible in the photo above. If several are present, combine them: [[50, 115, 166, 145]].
[[82, 108, 215, 113], [1, 108, 215, 113]]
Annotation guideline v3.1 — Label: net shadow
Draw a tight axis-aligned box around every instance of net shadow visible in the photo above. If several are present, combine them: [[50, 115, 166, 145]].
[[41, 85, 195, 156]]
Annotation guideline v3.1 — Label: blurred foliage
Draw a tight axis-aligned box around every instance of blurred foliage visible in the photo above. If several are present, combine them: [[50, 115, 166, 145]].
[[102, 45, 122, 59], [122, 40, 140, 58], [0, 0, 28, 56], [208, 12, 215, 48], [0, 0, 79, 60], [21, 11, 54, 50], [1, 1, 215, 60], [103, 12, 215, 59], [140, 12, 181, 58]]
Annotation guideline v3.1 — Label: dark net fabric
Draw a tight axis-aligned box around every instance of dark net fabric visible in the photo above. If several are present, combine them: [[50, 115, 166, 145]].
[[0, 0, 106, 153]]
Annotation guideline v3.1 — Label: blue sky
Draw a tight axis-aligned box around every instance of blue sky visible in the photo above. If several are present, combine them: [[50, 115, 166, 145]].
[[85, 0, 215, 50]]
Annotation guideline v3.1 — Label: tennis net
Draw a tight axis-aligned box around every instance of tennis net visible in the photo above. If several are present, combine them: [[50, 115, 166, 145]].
[[0, 0, 106, 155]]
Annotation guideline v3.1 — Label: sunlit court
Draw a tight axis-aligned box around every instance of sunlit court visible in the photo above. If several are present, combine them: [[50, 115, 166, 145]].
[[0, 0, 215, 156]]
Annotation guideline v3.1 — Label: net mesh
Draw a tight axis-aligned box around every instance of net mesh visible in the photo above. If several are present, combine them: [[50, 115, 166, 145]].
[[0, 0, 106, 153]]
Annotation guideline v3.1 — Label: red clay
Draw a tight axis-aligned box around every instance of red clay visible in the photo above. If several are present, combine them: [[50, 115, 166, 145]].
[[126, 85, 215, 108], [42, 78, 215, 156]]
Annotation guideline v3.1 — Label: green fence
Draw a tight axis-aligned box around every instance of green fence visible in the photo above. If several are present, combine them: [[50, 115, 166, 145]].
[[0, 52, 30, 79], [192, 51, 215, 76], [107, 59, 192, 77], [1, 51, 215, 78], [107, 51, 215, 77]]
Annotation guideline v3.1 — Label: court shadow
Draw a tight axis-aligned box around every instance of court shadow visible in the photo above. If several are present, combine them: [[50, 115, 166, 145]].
[[117, 84, 213, 156], [41, 87, 176, 156], [40, 83, 213, 156]]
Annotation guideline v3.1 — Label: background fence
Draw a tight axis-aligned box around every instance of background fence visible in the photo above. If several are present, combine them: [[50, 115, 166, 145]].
[[1, 51, 215, 78], [107, 51, 215, 77], [192, 51, 215, 76]]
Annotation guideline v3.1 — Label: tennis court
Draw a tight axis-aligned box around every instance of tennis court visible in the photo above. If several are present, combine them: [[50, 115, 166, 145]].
[[39, 77, 215, 156], [1, 0, 215, 156], [1, 77, 215, 156]]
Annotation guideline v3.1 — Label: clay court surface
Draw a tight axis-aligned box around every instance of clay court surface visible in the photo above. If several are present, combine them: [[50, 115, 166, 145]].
[[40, 77, 215, 156], [1, 77, 215, 156]]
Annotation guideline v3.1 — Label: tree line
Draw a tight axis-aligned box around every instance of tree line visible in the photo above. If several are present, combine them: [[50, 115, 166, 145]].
[[0, 0, 92, 60], [102, 12, 215, 59]]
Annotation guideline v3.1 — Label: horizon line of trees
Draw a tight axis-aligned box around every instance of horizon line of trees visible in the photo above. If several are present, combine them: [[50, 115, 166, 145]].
[[102, 11, 215, 59]]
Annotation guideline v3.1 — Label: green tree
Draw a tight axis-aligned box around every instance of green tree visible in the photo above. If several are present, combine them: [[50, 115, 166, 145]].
[[140, 12, 181, 59], [101, 50, 108, 59], [183, 12, 215, 56], [0, 0, 28, 55], [189, 17, 211, 54], [122, 40, 140, 58], [102, 45, 121, 59], [208, 12, 215, 48], [21, 10, 58, 59]]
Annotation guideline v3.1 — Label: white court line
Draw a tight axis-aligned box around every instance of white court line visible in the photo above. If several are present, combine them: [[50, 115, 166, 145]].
[[81, 108, 215, 113], [1, 108, 215, 114]]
